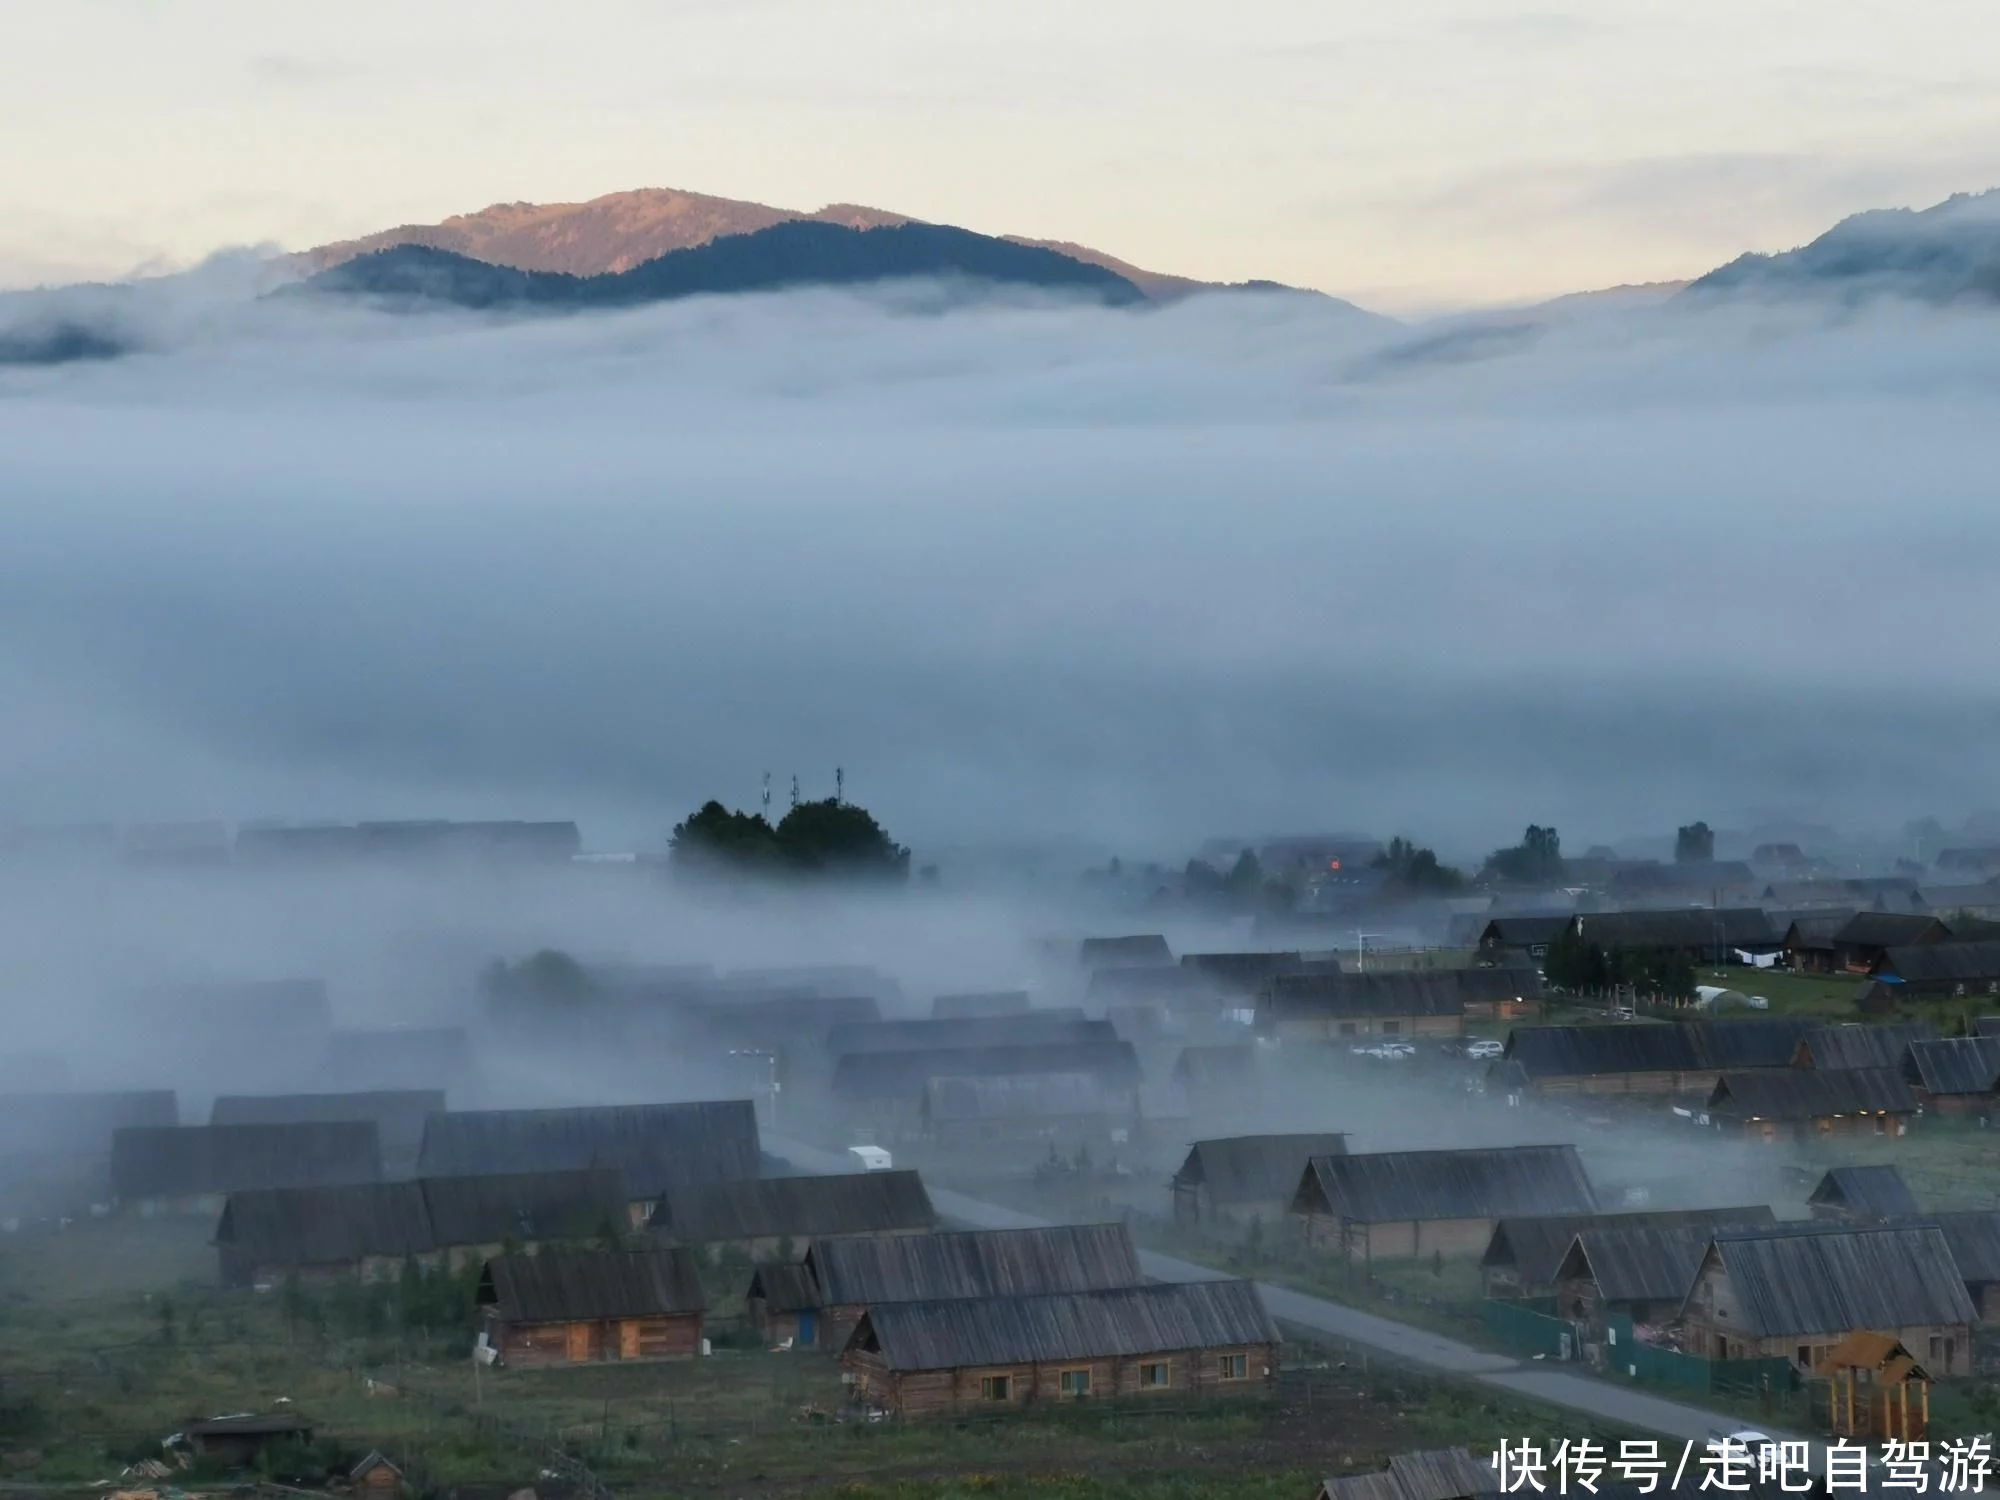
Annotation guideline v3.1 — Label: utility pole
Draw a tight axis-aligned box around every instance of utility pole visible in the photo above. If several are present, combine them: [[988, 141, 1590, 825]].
[[761, 772, 772, 821], [790, 775, 800, 811]]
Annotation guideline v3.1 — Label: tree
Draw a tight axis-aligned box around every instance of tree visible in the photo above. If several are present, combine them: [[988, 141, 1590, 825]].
[[1484, 825, 1565, 885], [1373, 837, 1467, 896], [1675, 822, 1715, 864], [670, 800, 781, 871], [1228, 849, 1265, 897], [774, 798, 910, 878]]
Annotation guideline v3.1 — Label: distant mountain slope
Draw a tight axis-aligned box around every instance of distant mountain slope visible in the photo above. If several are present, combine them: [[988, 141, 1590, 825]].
[[303, 185, 1233, 301], [298, 220, 1147, 309], [1686, 189, 2000, 303]]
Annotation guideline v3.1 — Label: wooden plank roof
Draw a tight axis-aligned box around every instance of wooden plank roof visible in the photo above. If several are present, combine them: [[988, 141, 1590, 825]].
[[1295, 1146, 1596, 1225], [1318, 1448, 1498, 1500], [1833, 911, 1947, 948], [420, 1168, 630, 1247], [1076, 934, 1174, 968], [1574, 908, 1775, 949], [1695, 1224, 1976, 1337], [806, 1223, 1143, 1306], [1502, 1019, 1815, 1079], [479, 1246, 706, 1322], [1261, 968, 1532, 1021], [1708, 1067, 1917, 1121], [209, 1091, 444, 1153], [850, 1279, 1275, 1371], [830, 1041, 1140, 1102], [922, 1073, 1127, 1123], [1875, 941, 2000, 986], [1796, 1022, 1938, 1071], [1174, 1134, 1351, 1206], [929, 991, 1032, 1020], [1810, 1165, 1919, 1216], [1482, 1206, 1776, 1287], [1563, 1225, 1735, 1304], [1905, 1036, 2000, 1096], [649, 1170, 936, 1241], [745, 1261, 820, 1312], [112, 1121, 380, 1198], [415, 1100, 759, 1194]]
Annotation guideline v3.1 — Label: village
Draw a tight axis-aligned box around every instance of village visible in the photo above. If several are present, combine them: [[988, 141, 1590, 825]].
[[6, 822, 2000, 1499]]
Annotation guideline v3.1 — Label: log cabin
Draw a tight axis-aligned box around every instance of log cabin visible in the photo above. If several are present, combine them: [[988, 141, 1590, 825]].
[[477, 1246, 706, 1366], [1172, 1134, 1349, 1228], [209, 1090, 443, 1175], [1808, 1165, 1919, 1221], [1872, 941, 2000, 1000], [1705, 1069, 1917, 1143], [841, 1280, 1277, 1416], [1903, 1036, 2000, 1117], [1291, 1145, 1596, 1265], [112, 1121, 380, 1216], [1830, 912, 1951, 975], [745, 1261, 821, 1347], [919, 1073, 1137, 1146], [1793, 1021, 1938, 1071], [649, 1170, 936, 1257], [1499, 1018, 1814, 1097], [1480, 1205, 1775, 1300], [1678, 1224, 1976, 1376], [1254, 972, 1493, 1043]]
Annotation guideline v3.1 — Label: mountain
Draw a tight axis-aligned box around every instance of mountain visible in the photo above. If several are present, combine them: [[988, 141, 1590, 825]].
[[297, 219, 1148, 309], [303, 185, 1224, 301], [1685, 189, 2000, 303]]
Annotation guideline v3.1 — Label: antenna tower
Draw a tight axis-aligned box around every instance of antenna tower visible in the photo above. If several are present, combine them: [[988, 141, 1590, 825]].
[[761, 772, 772, 819], [790, 775, 800, 810], [836, 766, 844, 805]]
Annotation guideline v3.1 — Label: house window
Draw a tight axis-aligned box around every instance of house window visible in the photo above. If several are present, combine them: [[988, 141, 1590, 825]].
[[1797, 1345, 1810, 1368], [979, 1375, 1011, 1401], [1140, 1361, 1170, 1388], [1219, 1352, 1249, 1380], [1059, 1368, 1091, 1397], [1382, 1021, 1402, 1035]]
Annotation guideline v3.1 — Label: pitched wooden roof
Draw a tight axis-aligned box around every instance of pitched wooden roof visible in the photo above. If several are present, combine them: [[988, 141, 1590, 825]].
[[922, 1073, 1127, 1123], [745, 1262, 819, 1312], [479, 1247, 706, 1322], [1076, 935, 1174, 968], [1905, 1036, 2000, 1096], [1694, 1225, 1976, 1337], [807, 1223, 1143, 1306], [849, 1280, 1275, 1370], [1317, 1448, 1497, 1500], [1482, 1206, 1776, 1287], [1574, 907, 1775, 949], [1563, 1225, 1734, 1305], [929, 991, 1032, 1020], [1834, 911, 1946, 948], [415, 1100, 759, 1194], [209, 1091, 444, 1154], [1295, 1146, 1596, 1225], [1260, 968, 1531, 1022], [830, 1041, 1140, 1102], [1810, 1165, 1919, 1216], [650, 1170, 936, 1241], [112, 1122, 380, 1198], [420, 1168, 630, 1247], [1795, 1022, 1938, 1072], [1174, 1134, 1351, 1206], [1876, 941, 2000, 986], [1708, 1068, 1917, 1121]]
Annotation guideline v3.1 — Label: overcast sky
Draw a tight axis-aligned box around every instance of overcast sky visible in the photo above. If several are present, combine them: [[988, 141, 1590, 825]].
[[7, 0, 2000, 309]]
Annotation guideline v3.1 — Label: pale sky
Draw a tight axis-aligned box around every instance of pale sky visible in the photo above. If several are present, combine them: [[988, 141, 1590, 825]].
[[7, 0, 2000, 311]]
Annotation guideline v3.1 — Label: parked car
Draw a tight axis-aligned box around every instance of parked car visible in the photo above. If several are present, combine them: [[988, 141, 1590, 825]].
[[1465, 1038, 1504, 1060]]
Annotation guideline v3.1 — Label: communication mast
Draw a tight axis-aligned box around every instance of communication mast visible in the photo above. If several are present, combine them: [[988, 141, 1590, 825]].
[[790, 775, 800, 810], [835, 767, 844, 805], [761, 772, 772, 820]]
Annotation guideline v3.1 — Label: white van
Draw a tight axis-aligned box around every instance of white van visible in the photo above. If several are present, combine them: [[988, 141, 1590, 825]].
[[847, 1145, 894, 1172]]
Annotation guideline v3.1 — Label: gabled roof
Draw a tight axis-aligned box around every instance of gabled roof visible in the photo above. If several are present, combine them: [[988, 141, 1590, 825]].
[[806, 1223, 1143, 1306], [1796, 1022, 1938, 1071], [649, 1171, 936, 1241], [1905, 1036, 2000, 1096], [209, 1091, 444, 1154], [830, 1041, 1141, 1102], [1563, 1225, 1736, 1305], [1260, 967, 1534, 1022], [1694, 1225, 1976, 1337], [745, 1261, 820, 1312], [1920, 1211, 2000, 1284], [478, 1247, 706, 1322], [1689, 1018, 1819, 1069], [922, 1073, 1126, 1123], [0, 1089, 177, 1156], [1295, 1146, 1596, 1225], [1833, 911, 1947, 949], [1476, 917, 1573, 948], [1174, 1134, 1351, 1206], [849, 1280, 1275, 1371], [1573, 908, 1776, 949], [1179, 952, 1310, 990], [217, 1179, 432, 1264], [929, 991, 1032, 1020], [112, 1122, 380, 1198], [1503, 1025, 1700, 1079], [1708, 1068, 1917, 1121], [1316, 1449, 1498, 1500], [826, 1014, 1098, 1056], [419, 1168, 630, 1247], [415, 1100, 760, 1194], [1482, 1206, 1776, 1287], [1076, 935, 1174, 968], [1810, 1165, 1919, 1216], [1781, 912, 1862, 949], [1875, 942, 2000, 986]]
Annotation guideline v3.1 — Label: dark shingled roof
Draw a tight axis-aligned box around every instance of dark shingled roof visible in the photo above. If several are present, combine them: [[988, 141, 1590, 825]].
[[1574, 908, 1775, 950], [479, 1247, 706, 1322], [112, 1122, 380, 1198], [826, 1014, 1099, 1056], [1477, 916, 1573, 949], [1797, 1022, 1938, 1071], [0, 1089, 177, 1156], [1179, 951, 1311, 990], [922, 1073, 1129, 1123], [807, 1223, 1144, 1306], [1077, 935, 1174, 968], [1318, 1449, 1500, 1500], [831, 1041, 1141, 1102], [1562, 1226, 1732, 1305], [1693, 1225, 1976, 1337], [1503, 1025, 1700, 1079], [1781, 912, 1861, 950], [746, 1261, 820, 1312], [1906, 1037, 2000, 1096], [420, 1168, 631, 1247], [1922, 1211, 2000, 1284], [1175, 1134, 1351, 1207], [850, 1280, 1275, 1371], [1708, 1068, 1917, 1121], [929, 991, 1032, 1020], [416, 1100, 759, 1194], [650, 1171, 936, 1241], [1876, 942, 2000, 986], [1482, 1206, 1777, 1287], [1834, 911, 1946, 949], [209, 1091, 444, 1157], [1810, 1165, 1919, 1217], [1261, 971, 1475, 1021], [1295, 1146, 1596, 1225]]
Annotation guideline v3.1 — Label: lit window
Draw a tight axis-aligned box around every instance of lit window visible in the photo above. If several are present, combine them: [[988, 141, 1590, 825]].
[[1059, 1368, 1092, 1397], [1140, 1361, 1170, 1388], [1220, 1352, 1249, 1380], [979, 1375, 1011, 1401]]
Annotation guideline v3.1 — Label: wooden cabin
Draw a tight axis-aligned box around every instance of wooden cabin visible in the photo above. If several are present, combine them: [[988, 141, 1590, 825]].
[[215, 1168, 630, 1287], [1705, 1069, 1917, 1143], [1926, 1211, 2000, 1321], [1481, 1205, 1775, 1300], [1679, 1224, 1975, 1376], [1808, 1165, 1918, 1221], [1172, 1134, 1349, 1228], [1794, 1021, 1938, 1072], [842, 1281, 1277, 1416], [477, 1247, 706, 1366], [1290, 1145, 1596, 1265], [1782, 912, 1859, 975], [1873, 941, 2000, 1000], [1825, 1332, 1933, 1442], [1316, 1448, 1497, 1500], [209, 1090, 443, 1174], [1499, 1018, 1814, 1097], [1075, 935, 1174, 969], [1572, 906, 1776, 963], [1904, 1036, 2000, 1117], [1255, 972, 1494, 1043], [1831, 912, 1951, 975], [649, 1170, 936, 1257], [831, 1038, 1140, 1131], [920, 1072, 1136, 1145], [416, 1100, 760, 1224], [181, 1413, 314, 1466], [777, 1222, 1145, 1350], [112, 1121, 380, 1216], [745, 1262, 821, 1347], [350, 1453, 404, 1498]]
